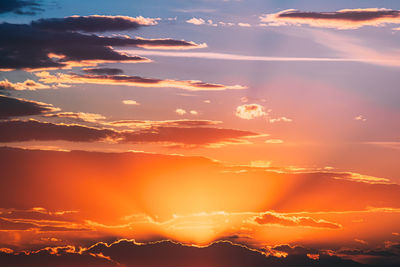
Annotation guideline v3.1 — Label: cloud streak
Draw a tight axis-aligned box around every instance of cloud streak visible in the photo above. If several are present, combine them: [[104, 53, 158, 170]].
[[35, 72, 246, 91], [31, 15, 158, 32], [260, 8, 400, 29]]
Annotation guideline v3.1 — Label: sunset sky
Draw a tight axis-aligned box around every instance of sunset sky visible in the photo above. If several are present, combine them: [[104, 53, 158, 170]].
[[0, 0, 400, 266]]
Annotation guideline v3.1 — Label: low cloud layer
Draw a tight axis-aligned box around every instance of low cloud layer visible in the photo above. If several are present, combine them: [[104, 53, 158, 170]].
[[0, 96, 59, 119], [0, 119, 261, 147], [260, 8, 400, 29], [0, 239, 385, 267]]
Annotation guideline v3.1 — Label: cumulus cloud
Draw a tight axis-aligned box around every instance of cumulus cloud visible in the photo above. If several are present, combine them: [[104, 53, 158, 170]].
[[31, 15, 159, 32], [0, 95, 59, 119], [260, 8, 400, 29], [253, 212, 342, 229], [236, 104, 267, 120], [186, 18, 217, 26], [35, 72, 246, 91], [175, 108, 187, 115], [0, 79, 50, 91], [0, 20, 205, 71]]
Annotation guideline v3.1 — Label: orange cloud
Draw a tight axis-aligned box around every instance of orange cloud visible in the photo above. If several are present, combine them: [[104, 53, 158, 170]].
[[260, 8, 400, 29], [44, 112, 106, 123], [0, 79, 50, 91], [253, 211, 342, 229], [35, 72, 246, 91], [122, 100, 140, 106]]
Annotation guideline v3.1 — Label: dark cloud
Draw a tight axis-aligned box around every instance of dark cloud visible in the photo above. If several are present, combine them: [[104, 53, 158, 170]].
[[261, 8, 400, 29], [0, 239, 375, 267], [82, 68, 124, 75], [0, 0, 42, 15], [0, 95, 58, 119], [0, 248, 116, 267], [0, 120, 116, 142], [122, 126, 260, 147], [334, 243, 400, 266], [0, 119, 260, 146], [31, 15, 158, 32], [277, 9, 400, 22], [0, 21, 204, 71]]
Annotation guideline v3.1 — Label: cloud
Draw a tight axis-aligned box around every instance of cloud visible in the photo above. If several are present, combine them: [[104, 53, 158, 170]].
[[0, 239, 378, 267], [44, 112, 106, 123], [269, 117, 292, 123], [236, 104, 267, 120], [35, 72, 246, 91], [122, 49, 354, 63], [265, 139, 284, 144], [107, 119, 222, 128], [122, 100, 140, 105], [253, 212, 342, 229], [354, 115, 367, 122], [260, 8, 400, 29], [0, 247, 116, 267], [82, 68, 124, 75], [0, 119, 262, 147], [0, 21, 204, 71], [121, 126, 261, 148], [238, 23, 251, 27], [186, 17, 206, 25], [0, 95, 59, 119], [175, 108, 187, 115], [309, 30, 400, 67], [0, 0, 42, 15], [0, 79, 50, 91], [31, 15, 159, 32], [0, 120, 116, 142]]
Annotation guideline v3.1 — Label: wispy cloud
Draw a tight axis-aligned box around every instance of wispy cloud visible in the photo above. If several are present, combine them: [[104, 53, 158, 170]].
[[122, 49, 362, 63]]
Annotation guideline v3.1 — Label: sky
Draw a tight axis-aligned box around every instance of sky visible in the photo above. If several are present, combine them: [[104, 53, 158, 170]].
[[0, 0, 400, 266]]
